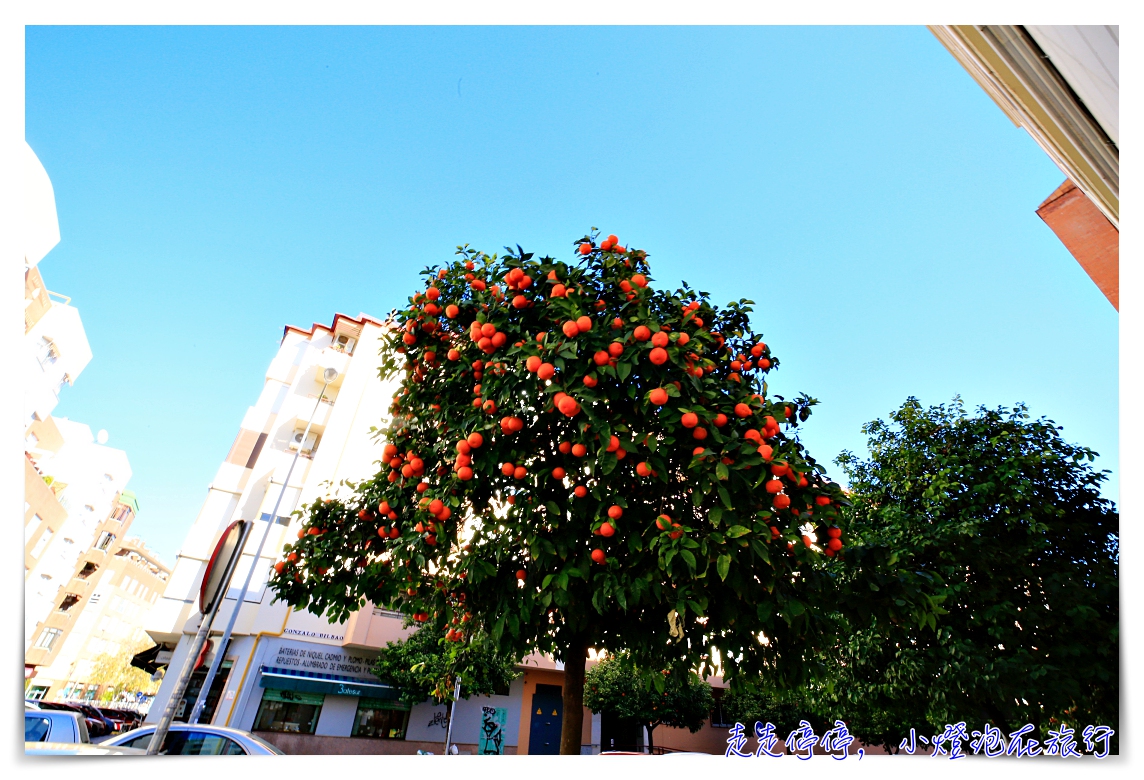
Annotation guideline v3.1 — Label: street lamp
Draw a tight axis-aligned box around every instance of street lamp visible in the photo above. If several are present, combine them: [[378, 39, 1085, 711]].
[[187, 366, 339, 725]]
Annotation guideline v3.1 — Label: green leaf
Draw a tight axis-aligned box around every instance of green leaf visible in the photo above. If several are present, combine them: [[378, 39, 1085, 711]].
[[717, 554, 731, 581], [617, 361, 631, 382], [709, 506, 723, 527], [680, 549, 697, 571], [725, 525, 751, 539], [717, 485, 733, 510]]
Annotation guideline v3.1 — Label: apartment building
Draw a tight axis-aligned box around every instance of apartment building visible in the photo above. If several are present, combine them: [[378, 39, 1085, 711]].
[[27, 534, 171, 703]]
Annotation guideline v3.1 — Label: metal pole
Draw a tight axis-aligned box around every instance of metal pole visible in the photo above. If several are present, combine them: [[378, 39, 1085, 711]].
[[145, 592, 223, 753], [188, 377, 332, 724], [443, 676, 462, 755], [147, 521, 251, 754]]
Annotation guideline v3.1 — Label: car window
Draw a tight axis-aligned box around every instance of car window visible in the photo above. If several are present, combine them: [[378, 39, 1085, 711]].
[[25, 716, 52, 742], [118, 731, 156, 750], [165, 731, 247, 755]]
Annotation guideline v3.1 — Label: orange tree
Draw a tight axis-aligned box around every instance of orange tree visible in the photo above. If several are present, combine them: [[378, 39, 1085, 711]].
[[269, 231, 940, 754]]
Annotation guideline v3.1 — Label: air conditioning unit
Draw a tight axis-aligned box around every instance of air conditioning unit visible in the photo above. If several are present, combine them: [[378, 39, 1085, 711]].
[[289, 430, 318, 455]]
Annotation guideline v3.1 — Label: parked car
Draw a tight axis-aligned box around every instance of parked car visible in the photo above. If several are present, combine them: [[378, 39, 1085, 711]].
[[66, 702, 117, 736], [98, 707, 143, 732], [103, 724, 285, 755], [33, 701, 109, 738], [25, 742, 147, 756], [25, 699, 41, 710], [25, 710, 90, 745]]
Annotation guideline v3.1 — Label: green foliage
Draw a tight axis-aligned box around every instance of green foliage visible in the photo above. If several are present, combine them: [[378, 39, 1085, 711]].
[[720, 686, 818, 739], [584, 652, 714, 747], [372, 623, 519, 705], [821, 397, 1119, 750]]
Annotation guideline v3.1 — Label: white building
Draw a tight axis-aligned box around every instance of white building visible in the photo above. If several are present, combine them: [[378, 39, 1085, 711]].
[[25, 418, 133, 649]]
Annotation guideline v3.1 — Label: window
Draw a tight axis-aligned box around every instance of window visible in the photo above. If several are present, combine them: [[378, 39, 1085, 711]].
[[90, 593, 102, 606], [35, 628, 62, 650], [121, 574, 134, 592], [59, 593, 81, 611], [96, 532, 115, 551], [36, 336, 59, 368], [25, 685, 49, 701], [25, 715, 52, 742], [26, 431, 39, 448], [259, 513, 291, 527], [77, 561, 98, 580], [352, 699, 409, 739], [710, 688, 733, 728], [30, 527, 53, 558], [253, 690, 323, 734], [333, 333, 357, 354], [26, 515, 43, 545]]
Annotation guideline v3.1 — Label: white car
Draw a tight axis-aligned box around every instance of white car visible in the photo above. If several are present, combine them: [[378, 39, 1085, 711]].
[[25, 711, 89, 745], [102, 723, 284, 755]]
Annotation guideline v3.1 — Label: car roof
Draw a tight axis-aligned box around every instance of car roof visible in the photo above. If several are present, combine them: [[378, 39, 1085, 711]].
[[117, 723, 260, 739]]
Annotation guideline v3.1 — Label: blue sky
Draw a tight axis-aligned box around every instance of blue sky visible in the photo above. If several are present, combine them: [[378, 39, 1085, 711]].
[[26, 26, 1119, 563]]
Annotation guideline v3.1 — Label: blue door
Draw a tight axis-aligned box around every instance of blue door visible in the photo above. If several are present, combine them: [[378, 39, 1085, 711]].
[[527, 684, 563, 755]]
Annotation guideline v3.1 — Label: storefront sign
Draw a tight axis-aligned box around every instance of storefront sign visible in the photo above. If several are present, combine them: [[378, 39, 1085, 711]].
[[258, 667, 401, 700], [271, 644, 374, 676]]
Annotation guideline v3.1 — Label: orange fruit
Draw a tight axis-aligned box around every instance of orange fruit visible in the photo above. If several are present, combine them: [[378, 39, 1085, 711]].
[[633, 325, 651, 341], [426, 287, 441, 301], [591, 549, 606, 564], [631, 274, 647, 288], [562, 320, 580, 338], [559, 441, 572, 454], [692, 427, 708, 440], [651, 331, 669, 348], [713, 413, 728, 427], [557, 396, 581, 417], [656, 515, 671, 531], [608, 342, 624, 357], [593, 350, 610, 366], [607, 505, 623, 519], [274, 561, 286, 574], [516, 569, 527, 580], [574, 485, 588, 497], [526, 355, 542, 373], [552, 467, 566, 480], [537, 363, 556, 380], [580, 242, 592, 255], [551, 283, 567, 298], [502, 462, 515, 476], [458, 466, 474, 481], [680, 412, 699, 428], [576, 315, 593, 333], [599, 522, 615, 538], [765, 479, 783, 494], [467, 432, 484, 448], [636, 462, 651, 477], [649, 388, 668, 405], [649, 347, 668, 365], [582, 374, 598, 388], [512, 295, 528, 309], [572, 443, 587, 457], [773, 494, 791, 509], [514, 466, 527, 480]]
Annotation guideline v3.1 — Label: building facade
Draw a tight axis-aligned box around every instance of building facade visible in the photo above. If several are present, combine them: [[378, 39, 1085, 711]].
[[27, 533, 171, 703], [142, 311, 737, 754]]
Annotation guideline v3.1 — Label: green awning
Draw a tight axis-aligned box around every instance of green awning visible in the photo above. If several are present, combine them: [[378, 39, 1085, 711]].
[[258, 666, 401, 700]]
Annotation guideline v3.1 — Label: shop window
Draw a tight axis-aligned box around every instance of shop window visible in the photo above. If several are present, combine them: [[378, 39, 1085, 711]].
[[253, 689, 323, 734], [352, 698, 410, 739]]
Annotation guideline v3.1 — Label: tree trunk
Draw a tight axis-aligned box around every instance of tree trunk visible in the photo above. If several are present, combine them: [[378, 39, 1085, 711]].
[[646, 724, 655, 753], [559, 635, 590, 755]]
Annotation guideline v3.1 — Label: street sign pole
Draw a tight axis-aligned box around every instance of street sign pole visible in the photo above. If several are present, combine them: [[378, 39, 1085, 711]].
[[146, 520, 250, 755], [189, 368, 337, 725], [443, 676, 462, 755]]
